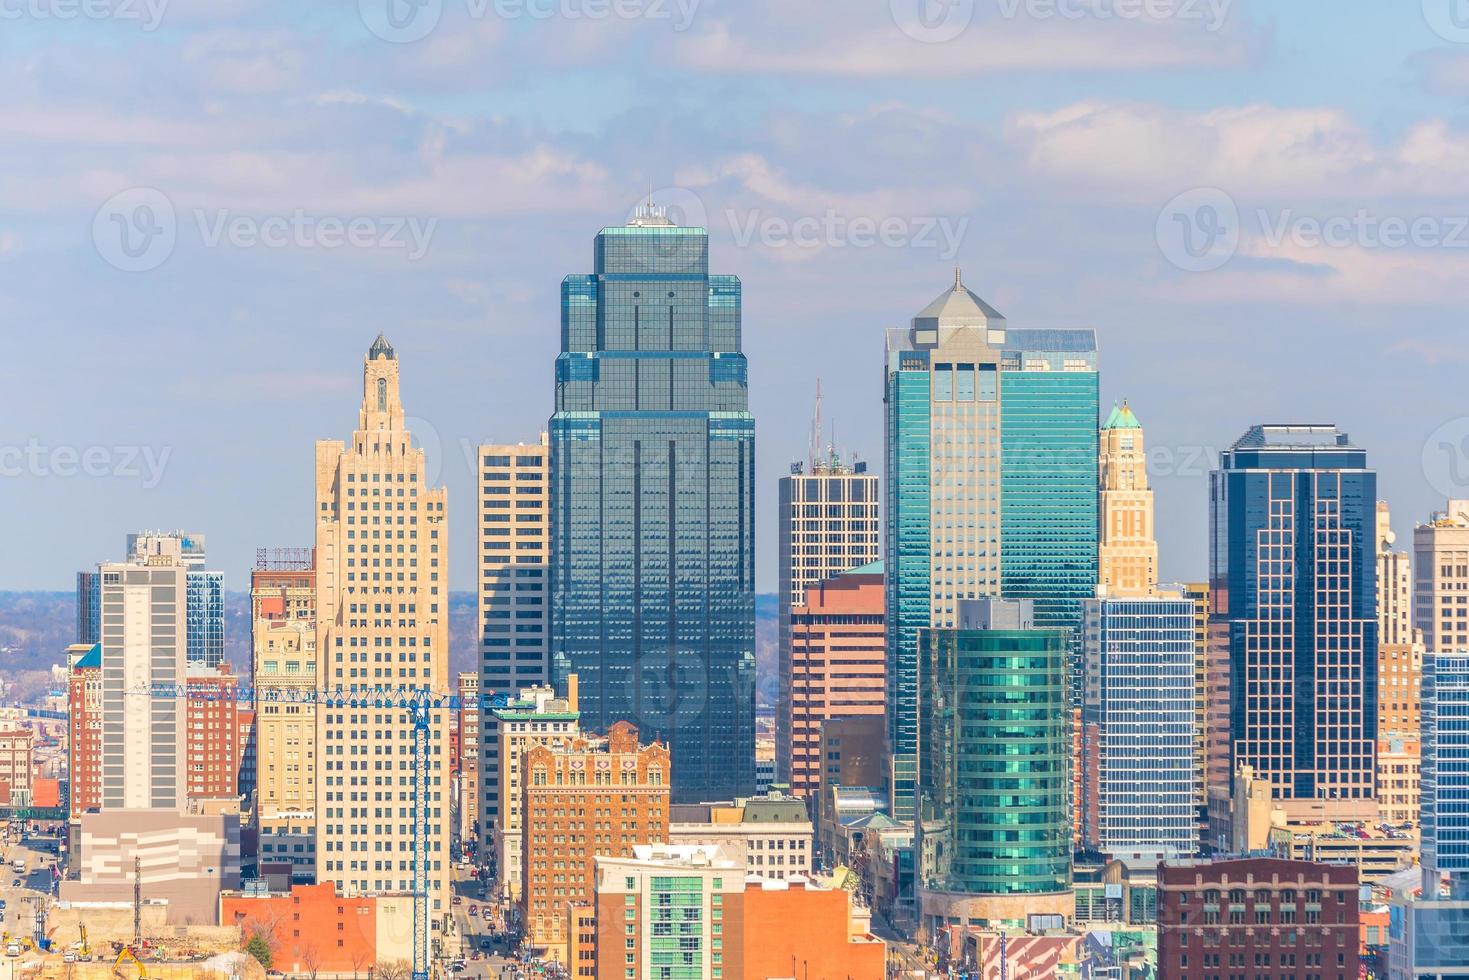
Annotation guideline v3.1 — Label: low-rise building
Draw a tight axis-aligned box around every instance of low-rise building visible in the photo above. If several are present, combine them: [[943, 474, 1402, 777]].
[[220, 882, 413, 975], [0, 729, 34, 806], [670, 791, 812, 881]]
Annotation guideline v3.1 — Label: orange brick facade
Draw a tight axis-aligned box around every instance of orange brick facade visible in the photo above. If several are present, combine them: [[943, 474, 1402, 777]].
[[186, 665, 247, 801], [221, 882, 392, 975], [742, 881, 885, 980], [786, 567, 885, 798], [68, 653, 102, 818], [521, 721, 670, 956]]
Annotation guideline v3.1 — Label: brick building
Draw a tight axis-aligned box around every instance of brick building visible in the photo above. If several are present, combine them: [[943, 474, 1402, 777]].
[[0, 730, 34, 806], [220, 882, 413, 975], [1158, 857, 1360, 980], [521, 721, 669, 960], [186, 664, 247, 801], [67, 643, 103, 819]]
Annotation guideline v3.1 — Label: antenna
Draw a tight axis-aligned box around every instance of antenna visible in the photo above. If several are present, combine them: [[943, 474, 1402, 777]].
[[809, 379, 823, 472]]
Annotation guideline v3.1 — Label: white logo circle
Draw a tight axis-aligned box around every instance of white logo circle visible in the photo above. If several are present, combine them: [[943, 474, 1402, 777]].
[[93, 187, 177, 273], [359, 0, 443, 43], [1423, 416, 1469, 499], [890, 0, 975, 43], [1423, 0, 1469, 43], [1155, 187, 1240, 273]]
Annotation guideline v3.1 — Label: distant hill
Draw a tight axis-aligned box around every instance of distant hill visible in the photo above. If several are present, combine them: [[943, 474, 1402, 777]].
[[0, 590, 781, 707]]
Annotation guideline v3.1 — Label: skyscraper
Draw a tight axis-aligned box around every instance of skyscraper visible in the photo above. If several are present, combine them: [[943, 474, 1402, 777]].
[[1413, 500, 1469, 654], [75, 570, 100, 645], [477, 437, 550, 698], [127, 531, 225, 668], [549, 204, 756, 804], [776, 454, 880, 788], [1423, 653, 1469, 897], [313, 335, 450, 914], [1209, 425, 1377, 802], [98, 552, 187, 810], [884, 273, 1097, 820], [1378, 501, 1413, 647], [1097, 401, 1157, 598]]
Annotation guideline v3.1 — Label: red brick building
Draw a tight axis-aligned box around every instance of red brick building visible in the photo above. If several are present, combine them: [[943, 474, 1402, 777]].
[[67, 643, 103, 819], [0, 730, 34, 806], [785, 563, 885, 798], [220, 882, 411, 974], [521, 721, 670, 959], [1157, 857, 1360, 980], [186, 664, 247, 801]]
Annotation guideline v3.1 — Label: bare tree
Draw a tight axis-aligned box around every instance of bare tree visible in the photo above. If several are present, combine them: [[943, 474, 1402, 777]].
[[293, 940, 321, 980], [375, 959, 412, 980]]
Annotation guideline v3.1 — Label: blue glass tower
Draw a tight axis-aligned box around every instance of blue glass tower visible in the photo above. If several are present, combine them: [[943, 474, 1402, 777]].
[[1210, 425, 1377, 802], [549, 205, 756, 804], [884, 274, 1097, 821]]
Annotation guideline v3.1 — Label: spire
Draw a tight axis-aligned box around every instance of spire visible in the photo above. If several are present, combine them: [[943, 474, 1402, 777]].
[[368, 334, 395, 360], [954, 266, 963, 290], [1102, 399, 1142, 431]]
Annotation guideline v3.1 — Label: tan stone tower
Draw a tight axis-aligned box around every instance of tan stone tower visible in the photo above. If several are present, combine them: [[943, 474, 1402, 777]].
[[313, 335, 450, 919], [1097, 401, 1158, 598]]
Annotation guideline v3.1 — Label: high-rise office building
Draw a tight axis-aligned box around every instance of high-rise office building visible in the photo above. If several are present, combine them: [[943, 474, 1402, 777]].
[[76, 570, 100, 645], [1097, 401, 1157, 598], [783, 562, 885, 799], [549, 204, 756, 804], [127, 531, 225, 668], [1177, 581, 1212, 825], [1377, 503, 1424, 830], [1209, 425, 1377, 802], [67, 643, 102, 819], [884, 273, 1097, 820], [185, 664, 246, 801], [1414, 501, 1469, 654], [478, 437, 549, 698], [917, 599, 1072, 931], [98, 553, 188, 810], [1423, 653, 1469, 896], [1081, 597, 1199, 865], [777, 454, 880, 788], [251, 549, 317, 881], [456, 671, 480, 848], [1379, 502, 1413, 646], [313, 335, 450, 913]]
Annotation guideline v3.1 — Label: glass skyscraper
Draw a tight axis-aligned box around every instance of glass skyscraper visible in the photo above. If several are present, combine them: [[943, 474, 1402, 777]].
[[917, 599, 1072, 930], [549, 204, 756, 804], [884, 274, 1097, 820], [1080, 597, 1199, 865], [1210, 425, 1377, 802], [125, 531, 224, 667]]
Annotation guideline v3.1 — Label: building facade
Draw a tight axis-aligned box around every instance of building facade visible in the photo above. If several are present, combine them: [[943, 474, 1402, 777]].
[[251, 551, 318, 881], [221, 882, 413, 976], [1157, 857, 1360, 980], [885, 273, 1097, 820], [98, 554, 188, 810], [549, 206, 756, 805], [1414, 502, 1469, 654], [1081, 597, 1199, 865], [669, 792, 813, 881], [0, 730, 33, 806], [75, 570, 100, 645], [185, 664, 246, 801], [67, 643, 102, 818], [456, 672, 480, 850], [777, 457, 880, 788], [313, 335, 450, 914], [1209, 425, 1378, 802], [127, 531, 225, 668], [520, 721, 670, 958], [1423, 653, 1469, 894], [782, 561, 885, 798], [477, 437, 549, 699], [1097, 401, 1158, 597], [917, 599, 1073, 933], [1379, 502, 1414, 647], [486, 680, 582, 899]]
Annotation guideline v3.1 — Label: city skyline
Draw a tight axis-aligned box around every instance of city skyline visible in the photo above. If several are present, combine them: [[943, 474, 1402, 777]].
[[8, 5, 1469, 598]]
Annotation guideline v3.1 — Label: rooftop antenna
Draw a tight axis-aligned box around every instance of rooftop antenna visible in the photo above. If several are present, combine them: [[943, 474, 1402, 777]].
[[955, 266, 963, 290], [809, 379, 822, 472]]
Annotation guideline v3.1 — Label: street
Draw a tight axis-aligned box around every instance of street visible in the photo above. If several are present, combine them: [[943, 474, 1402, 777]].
[[0, 831, 59, 943], [443, 862, 519, 979]]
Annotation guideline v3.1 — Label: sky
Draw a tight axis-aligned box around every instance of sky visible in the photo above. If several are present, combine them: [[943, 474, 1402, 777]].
[[5, 0, 1469, 593]]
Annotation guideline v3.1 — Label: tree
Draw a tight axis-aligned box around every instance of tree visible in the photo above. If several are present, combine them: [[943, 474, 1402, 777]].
[[245, 932, 273, 970], [375, 959, 412, 980]]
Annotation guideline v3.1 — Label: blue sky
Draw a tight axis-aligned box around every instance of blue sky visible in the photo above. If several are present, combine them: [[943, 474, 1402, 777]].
[[5, 0, 1469, 592]]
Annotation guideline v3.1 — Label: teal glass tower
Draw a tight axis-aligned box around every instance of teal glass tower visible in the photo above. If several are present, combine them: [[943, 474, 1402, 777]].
[[917, 599, 1072, 929], [884, 273, 1097, 821], [549, 204, 756, 804]]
